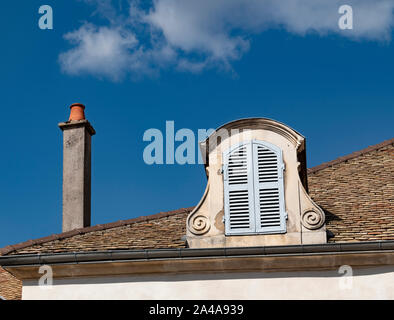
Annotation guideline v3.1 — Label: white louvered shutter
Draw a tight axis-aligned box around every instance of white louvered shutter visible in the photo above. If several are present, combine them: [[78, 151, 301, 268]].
[[223, 142, 255, 235], [252, 141, 286, 234]]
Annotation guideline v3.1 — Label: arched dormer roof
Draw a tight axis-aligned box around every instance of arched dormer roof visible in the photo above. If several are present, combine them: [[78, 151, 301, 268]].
[[199, 118, 308, 190], [199, 117, 306, 167]]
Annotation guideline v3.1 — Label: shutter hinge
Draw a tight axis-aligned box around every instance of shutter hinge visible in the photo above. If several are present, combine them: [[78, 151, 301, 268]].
[[279, 163, 285, 178], [222, 164, 228, 181]]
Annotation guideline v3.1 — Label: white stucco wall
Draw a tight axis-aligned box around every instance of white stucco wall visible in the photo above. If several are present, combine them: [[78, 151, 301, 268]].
[[22, 266, 394, 300]]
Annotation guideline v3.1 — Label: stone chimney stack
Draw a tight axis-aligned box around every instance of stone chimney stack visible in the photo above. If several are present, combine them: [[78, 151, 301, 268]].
[[58, 103, 95, 232]]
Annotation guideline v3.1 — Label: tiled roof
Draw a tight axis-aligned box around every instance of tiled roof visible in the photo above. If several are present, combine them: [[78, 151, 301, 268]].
[[0, 139, 393, 256], [0, 208, 193, 256], [0, 267, 22, 300], [1, 138, 394, 257], [308, 138, 394, 174], [308, 138, 394, 242]]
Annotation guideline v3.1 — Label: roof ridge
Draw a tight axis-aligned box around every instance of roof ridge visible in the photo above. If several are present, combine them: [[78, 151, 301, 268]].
[[307, 137, 394, 174], [0, 207, 194, 256]]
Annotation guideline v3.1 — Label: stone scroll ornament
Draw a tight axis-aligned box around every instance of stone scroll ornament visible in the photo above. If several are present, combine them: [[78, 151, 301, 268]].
[[301, 209, 325, 230], [188, 215, 211, 235]]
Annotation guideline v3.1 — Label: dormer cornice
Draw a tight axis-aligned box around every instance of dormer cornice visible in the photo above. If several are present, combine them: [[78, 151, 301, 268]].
[[200, 118, 305, 168]]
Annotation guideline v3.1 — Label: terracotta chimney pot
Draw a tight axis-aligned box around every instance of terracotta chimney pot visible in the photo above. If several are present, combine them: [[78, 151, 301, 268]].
[[69, 103, 86, 121]]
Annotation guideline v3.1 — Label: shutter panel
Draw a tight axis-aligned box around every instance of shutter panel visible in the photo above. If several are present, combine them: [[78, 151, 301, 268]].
[[252, 141, 286, 234], [223, 142, 255, 235]]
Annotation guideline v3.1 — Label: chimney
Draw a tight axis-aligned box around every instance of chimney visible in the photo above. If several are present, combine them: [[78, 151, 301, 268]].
[[58, 103, 96, 232]]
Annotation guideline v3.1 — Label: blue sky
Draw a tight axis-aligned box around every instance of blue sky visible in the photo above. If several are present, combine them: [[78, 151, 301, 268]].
[[0, 0, 393, 248]]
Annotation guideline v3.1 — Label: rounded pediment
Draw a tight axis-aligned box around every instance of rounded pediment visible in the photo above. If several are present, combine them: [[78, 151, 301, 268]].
[[199, 118, 305, 166]]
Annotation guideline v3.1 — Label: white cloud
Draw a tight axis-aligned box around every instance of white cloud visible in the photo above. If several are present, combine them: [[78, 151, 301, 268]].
[[59, 0, 394, 80], [59, 24, 138, 80]]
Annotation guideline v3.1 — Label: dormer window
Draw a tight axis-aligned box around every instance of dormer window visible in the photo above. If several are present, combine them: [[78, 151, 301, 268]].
[[186, 118, 326, 248], [223, 140, 286, 235]]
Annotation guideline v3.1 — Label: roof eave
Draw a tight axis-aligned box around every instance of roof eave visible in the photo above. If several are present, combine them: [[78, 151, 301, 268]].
[[3, 241, 394, 281], [1, 240, 393, 267]]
